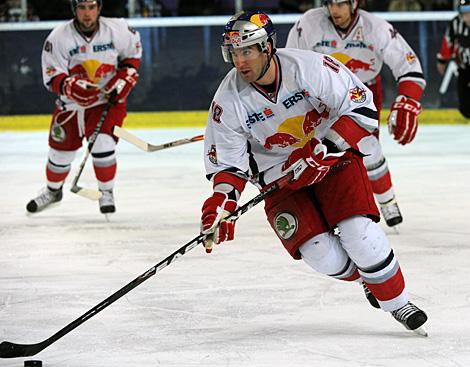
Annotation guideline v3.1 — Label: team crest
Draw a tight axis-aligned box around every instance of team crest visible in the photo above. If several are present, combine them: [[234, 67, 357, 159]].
[[207, 145, 217, 165], [406, 52, 416, 64], [349, 86, 366, 103], [50, 122, 66, 143], [274, 212, 297, 240]]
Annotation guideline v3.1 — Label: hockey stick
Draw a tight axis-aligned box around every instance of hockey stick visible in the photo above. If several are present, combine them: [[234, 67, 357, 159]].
[[70, 91, 117, 200], [113, 126, 204, 152], [0, 172, 293, 359]]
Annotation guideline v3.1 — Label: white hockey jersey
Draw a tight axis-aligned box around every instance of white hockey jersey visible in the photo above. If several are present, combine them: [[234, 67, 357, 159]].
[[42, 16, 142, 109], [204, 48, 378, 187], [286, 8, 425, 89]]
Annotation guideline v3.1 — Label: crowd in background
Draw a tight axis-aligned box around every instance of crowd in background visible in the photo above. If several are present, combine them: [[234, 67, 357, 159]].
[[0, 0, 457, 22]]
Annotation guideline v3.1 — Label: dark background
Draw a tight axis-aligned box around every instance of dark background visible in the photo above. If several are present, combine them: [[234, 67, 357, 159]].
[[0, 19, 457, 115]]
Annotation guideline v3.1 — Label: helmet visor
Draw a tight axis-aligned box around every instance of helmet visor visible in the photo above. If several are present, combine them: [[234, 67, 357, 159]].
[[221, 44, 262, 63]]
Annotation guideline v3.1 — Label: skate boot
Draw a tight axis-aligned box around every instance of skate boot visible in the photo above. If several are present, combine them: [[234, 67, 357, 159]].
[[362, 282, 380, 309], [26, 187, 63, 213], [391, 302, 428, 336], [99, 190, 115, 214], [380, 198, 403, 227]]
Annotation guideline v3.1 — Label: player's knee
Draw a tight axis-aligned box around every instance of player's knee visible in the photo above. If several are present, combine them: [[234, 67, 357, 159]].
[[48, 147, 76, 166], [337, 215, 390, 268], [91, 133, 116, 154], [299, 232, 350, 275]]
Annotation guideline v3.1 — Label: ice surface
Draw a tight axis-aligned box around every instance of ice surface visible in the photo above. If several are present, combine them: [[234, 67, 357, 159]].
[[1, 126, 470, 367]]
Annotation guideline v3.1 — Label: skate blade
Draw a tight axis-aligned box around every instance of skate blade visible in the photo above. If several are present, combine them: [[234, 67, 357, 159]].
[[103, 213, 113, 222], [412, 325, 428, 337]]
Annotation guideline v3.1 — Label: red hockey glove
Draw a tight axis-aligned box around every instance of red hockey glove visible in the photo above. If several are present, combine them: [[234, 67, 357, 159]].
[[103, 68, 139, 103], [387, 95, 422, 145], [282, 137, 344, 190], [201, 192, 238, 253], [62, 76, 100, 107]]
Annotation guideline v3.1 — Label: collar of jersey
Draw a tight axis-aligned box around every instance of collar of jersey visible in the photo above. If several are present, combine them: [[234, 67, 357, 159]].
[[251, 54, 282, 104]]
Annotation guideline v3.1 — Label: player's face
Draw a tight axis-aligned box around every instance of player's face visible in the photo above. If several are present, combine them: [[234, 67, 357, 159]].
[[75, 3, 100, 32], [232, 45, 269, 83], [462, 13, 470, 27], [327, 2, 352, 29]]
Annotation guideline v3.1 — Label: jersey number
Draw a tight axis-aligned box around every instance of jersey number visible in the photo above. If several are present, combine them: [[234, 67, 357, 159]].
[[212, 101, 223, 123], [323, 55, 340, 73]]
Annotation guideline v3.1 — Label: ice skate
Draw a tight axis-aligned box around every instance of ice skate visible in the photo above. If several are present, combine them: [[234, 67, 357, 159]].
[[99, 190, 115, 219], [380, 198, 403, 228], [26, 187, 63, 213], [362, 282, 380, 309], [391, 301, 428, 336]]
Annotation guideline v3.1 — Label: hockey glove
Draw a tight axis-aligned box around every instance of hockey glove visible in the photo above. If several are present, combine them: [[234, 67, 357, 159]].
[[387, 95, 421, 145], [103, 68, 139, 103], [201, 192, 238, 253], [62, 76, 100, 107], [282, 137, 344, 190]]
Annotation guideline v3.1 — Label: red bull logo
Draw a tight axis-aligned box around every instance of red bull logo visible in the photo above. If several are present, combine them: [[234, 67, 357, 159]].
[[250, 13, 269, 27], [264, 106, 329, 150], [225, 31, 241, 45], [332, 52, 375, 73], [69, 59, 115, 83]]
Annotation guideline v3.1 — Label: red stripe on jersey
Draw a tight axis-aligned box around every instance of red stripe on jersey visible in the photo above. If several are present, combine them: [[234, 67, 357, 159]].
[[397, 81, 424, 101], [365, 267, 405, 301], [331, 115, 371, 150]]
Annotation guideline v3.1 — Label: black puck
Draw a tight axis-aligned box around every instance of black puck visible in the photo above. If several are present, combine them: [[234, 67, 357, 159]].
[[24, 360, 42, 367]]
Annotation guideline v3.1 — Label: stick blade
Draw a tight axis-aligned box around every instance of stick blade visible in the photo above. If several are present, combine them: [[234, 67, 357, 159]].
[[113, 125, 150, 151], [0, 341, 43, 358], [70, 186, 102, 201]]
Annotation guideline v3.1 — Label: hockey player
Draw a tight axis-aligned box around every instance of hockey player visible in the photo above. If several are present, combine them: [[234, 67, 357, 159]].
[[200, 11, 428, 335], [26, 0, 141, 215], [437, 0, 470, 118], [286, 0, 426, 227]]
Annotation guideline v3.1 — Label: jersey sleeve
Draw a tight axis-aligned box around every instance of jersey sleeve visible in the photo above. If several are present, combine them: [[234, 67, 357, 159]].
[[381, 22, 426, 100], [303, 52, 378, 149], [41, 26, 70, 93], [113, 19, 142, 69], [286, 20, 305, 49], [437, 17, 457, 64], [203, 82, 250, 181]]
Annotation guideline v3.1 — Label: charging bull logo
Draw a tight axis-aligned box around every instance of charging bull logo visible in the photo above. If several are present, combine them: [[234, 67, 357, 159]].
[[264, 107, 329, 150], [69, 59, 116, 83], [332, 52, 375, 73]]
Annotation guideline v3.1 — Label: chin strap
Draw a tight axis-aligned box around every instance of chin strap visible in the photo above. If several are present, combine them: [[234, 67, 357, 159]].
[[256, 48, 276, 81]]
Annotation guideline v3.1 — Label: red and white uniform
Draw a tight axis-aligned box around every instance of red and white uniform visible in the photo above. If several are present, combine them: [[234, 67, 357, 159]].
[[40, 16, 141, 192], [204, 48, 377, 186], [286, 8, 425, 206], [286, 8, 425, 106], [204, 48, 410, 312], [42, 16, 142, 110]]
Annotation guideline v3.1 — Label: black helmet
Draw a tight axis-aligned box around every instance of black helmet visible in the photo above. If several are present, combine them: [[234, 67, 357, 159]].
[[71, 0, 102, 14]]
